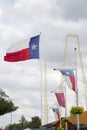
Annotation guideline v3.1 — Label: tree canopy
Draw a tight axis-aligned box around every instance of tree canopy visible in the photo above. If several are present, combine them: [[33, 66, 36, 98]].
[[28, 116, 41, 128], [0, 89, 18, 115], [5, 115, 41, 130]]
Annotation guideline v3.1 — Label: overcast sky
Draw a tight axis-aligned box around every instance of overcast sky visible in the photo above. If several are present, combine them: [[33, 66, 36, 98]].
[[0, 0, 87, 128]]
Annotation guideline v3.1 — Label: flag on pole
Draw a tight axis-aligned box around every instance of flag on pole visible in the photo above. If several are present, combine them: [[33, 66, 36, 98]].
[[4, 35, 40, 62], [59, 69, 76, 91], [55, 93, 65, 107], [52, 108, 60, 119]]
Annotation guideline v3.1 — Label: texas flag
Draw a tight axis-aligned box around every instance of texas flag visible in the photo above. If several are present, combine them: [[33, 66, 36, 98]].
[[59, 69, 76, 91], [52, 108, 60, 119], [4, 35, 40, 62], [55, 93, 65, 107]]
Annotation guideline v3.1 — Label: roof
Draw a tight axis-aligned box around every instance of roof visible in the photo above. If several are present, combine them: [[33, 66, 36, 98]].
[[41, 120, 60, 128], [41, 111, 87, 129], [68, 111, 87, 125], [41, 120, 76, 129]]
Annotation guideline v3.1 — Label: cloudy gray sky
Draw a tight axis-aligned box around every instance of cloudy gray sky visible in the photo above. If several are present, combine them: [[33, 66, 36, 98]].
[[0, 0, 87, 128]]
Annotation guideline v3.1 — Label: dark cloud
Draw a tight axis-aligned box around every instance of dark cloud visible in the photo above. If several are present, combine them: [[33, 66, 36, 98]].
[[55, 0, 87, 21]]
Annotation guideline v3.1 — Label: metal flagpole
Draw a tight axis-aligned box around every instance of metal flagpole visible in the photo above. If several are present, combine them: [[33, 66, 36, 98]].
[[75, 48, 80, 130], [40, 60, 43, 125], [39, 32, 44, 125], [59, 106, 62, 128], [65, 82, 68, 130], [75, 48, 79, 107], [43, 59, 48, 124], [41, 33, 48, 124]]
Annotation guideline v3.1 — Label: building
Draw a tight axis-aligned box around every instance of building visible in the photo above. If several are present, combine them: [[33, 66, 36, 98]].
[[41, 111, 87, 130]]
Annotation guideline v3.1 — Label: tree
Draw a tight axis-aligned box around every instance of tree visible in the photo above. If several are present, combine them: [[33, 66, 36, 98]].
[[19, 115, 29, 128], [0, 89, 18, 115], [5, 116, 41, 130], [28, 116, 41, 128], [61, 117, 69, 125]]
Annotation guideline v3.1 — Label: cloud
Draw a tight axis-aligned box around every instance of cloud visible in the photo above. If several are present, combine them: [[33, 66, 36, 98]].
[[54, 0, 87, 21], [0, 0, 87, 128]]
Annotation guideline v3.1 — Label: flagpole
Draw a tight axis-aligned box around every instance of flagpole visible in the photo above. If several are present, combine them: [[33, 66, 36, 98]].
[[39, 32, 48, 125], [59, 106, 62, 128], [39, 32, 43, 125], [65, 82, 67, 117], [75, 48, 79, 130], [41, 33, 48, 124], [43, 59, 48, 124], [65, 82, 68, 130], [75, 48, 78, 107], [40, 60, 43, 125]]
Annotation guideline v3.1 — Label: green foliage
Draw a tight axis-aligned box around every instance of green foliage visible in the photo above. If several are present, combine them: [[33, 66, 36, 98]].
[[5, 115, 41, 130], [70, 106, 84, 115], [5, 123, 23, 130], [57, 128, 64, 130], [0, 88, 9, 98], [61, 117, 69, 125], [28, 116, 41, 128], [0, 89, 18, 115]]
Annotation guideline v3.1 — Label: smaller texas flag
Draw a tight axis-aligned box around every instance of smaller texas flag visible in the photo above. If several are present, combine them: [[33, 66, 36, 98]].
[[4, 35, 40, 62], [52, 108, 60, 119], [60, 69, 76, 91], [55, 92, 65, 107]]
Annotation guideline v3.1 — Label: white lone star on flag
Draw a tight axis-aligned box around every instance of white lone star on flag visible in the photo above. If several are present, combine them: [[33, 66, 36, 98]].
[[31, 43, 37, 50], [66, 72, 69, 75]]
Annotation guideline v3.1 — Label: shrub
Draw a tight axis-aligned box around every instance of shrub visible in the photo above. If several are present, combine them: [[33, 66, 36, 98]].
[[57, 128, 64, 130], [70, 106, 84, 115]]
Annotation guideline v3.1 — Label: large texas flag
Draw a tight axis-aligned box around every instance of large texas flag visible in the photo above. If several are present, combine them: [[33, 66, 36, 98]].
[[4, 35, 40, 62]]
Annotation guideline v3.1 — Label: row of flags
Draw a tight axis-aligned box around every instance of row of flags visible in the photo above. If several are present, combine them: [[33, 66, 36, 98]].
[[4, 34, 76, 120], [52, 69, 76, 120], [52, 93, 65, 120]]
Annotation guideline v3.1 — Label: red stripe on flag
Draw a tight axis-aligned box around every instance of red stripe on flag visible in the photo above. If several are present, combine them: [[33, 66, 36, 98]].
[[69, 76, 76, 91], [4, 48, 30, 62], [56, 112, 60, 119]]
